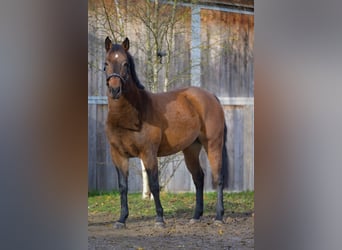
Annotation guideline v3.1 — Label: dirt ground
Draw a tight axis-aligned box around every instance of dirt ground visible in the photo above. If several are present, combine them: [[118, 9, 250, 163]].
[[88, 212, 254, 250]]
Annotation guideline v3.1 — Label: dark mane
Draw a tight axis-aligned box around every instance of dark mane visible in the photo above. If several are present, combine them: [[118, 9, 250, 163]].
[[126, 51, 145, 90]]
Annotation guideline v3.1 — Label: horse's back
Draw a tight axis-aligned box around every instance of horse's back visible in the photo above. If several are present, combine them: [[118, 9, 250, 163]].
[[152, 86, 225, 153], [153, 86, 223, 124]]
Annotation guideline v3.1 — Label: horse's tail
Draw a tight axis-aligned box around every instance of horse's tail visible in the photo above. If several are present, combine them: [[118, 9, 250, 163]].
[[221, 121, 229, 189]]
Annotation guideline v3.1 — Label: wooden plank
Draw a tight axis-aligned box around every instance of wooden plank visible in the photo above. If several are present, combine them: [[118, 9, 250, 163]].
[[105, 131, 118, 191], [244, 106, 254, 190], [88, 104, 97, 191], [95, 104, 109, 190], [165, 156, 192, 192], [128, 158, 143, 192], [191, 5, 201, 87], [200, 148, 213, 191], [234, 107, 244, 191], [224, 108, 235, 191]]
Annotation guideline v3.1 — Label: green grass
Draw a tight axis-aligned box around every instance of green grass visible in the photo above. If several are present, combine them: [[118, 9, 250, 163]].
[[88, 191, 254, 219]]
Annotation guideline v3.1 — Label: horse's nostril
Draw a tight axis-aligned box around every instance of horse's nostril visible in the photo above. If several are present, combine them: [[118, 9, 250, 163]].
[[108, 85, 122, 99]]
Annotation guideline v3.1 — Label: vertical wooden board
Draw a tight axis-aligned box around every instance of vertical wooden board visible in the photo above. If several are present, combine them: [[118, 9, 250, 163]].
[[233, 107, 244, 191], [128, 158, 143, 192], [248, 106, 254, 190], [247, 15, 254, 97], [166, 159, 191, 192], [242, 107, 248, 191], [88, 33, 94, 96], [88, 33, 100, 96], [225, 108, 235, 191], [199, 148, 214, 191], [247, 106, 254, 190], [242, 107, 248, 190], [105, 136, 118, 191], [88, 104, 97, 191], [95, 104, 108, 190], [238, 106, 254, 191], [88, 25, 107, 97], [191, 5, 201, 88], [160, 157, 170, 192], [95, 35, 107, 97], [96, 115, 117, 192], [160, 155, 184, 192], [96, 164, 117, 191], [176, 163, 192, 192]]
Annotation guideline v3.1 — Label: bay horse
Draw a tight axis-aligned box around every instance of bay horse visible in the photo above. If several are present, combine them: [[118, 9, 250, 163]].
[[103, 37, 228, 228]]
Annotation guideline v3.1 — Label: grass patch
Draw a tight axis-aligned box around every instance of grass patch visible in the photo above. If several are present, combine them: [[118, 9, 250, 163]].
[[88, 191, 254, 219]]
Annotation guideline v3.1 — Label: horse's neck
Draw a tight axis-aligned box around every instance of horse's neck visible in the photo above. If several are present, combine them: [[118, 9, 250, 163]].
[[107, 92, 142, 131]]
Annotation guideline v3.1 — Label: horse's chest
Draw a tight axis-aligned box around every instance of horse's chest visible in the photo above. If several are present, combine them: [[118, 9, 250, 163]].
[[108, 131, 140, 157]]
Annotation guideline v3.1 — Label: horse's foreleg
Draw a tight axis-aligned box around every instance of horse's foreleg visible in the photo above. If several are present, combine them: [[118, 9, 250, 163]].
[[145, 166, 165, 227], [114, 166, 129, 228], [194, 173, 204, 217], [110, 148, 129, 229]]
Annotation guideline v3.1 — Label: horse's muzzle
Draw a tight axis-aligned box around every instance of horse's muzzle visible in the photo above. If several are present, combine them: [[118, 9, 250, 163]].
[[108, 85, 122, 99]]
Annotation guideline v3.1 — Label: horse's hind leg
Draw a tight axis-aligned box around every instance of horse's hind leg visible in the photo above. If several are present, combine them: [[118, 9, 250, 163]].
[[183, 142, 204, 222], [204, 139, 225, 223]]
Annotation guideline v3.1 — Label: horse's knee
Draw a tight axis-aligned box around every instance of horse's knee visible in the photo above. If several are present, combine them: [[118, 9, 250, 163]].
[[149, 179, 160, 193], [119, 185, 128, 194], [145, 168, 160, 192], [193, 172, 204, 189]]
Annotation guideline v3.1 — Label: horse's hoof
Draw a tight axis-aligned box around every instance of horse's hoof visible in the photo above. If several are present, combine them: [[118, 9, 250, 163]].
[[189, 218, 201, 224], [154, 221, 165, 228], [213, 220, 224, 226], [113, 222, 126, 229]]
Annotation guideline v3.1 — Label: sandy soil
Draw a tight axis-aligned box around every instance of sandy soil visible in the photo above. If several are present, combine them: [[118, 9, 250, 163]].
[[88, 212, 254, 250]]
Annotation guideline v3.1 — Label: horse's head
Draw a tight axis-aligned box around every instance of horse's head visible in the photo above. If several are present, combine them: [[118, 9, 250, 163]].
[[104, 37, 144, 100]]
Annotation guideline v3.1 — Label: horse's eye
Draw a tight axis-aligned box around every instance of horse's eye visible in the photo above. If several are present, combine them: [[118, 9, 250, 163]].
[[123, 62, 128, 68]]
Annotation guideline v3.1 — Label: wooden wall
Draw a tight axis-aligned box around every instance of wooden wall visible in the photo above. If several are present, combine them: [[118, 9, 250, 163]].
[[200, 9, 254, 97], [88, 1, 254, 192]]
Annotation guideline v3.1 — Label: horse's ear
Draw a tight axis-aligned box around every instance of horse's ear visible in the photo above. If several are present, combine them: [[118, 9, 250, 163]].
[[122, 37, 129, 51], [105, 36, 112, 52]]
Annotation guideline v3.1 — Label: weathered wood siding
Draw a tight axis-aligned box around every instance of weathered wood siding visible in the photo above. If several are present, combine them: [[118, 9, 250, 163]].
[[88, 1, 254, 192], [201, 9, 254, 97]]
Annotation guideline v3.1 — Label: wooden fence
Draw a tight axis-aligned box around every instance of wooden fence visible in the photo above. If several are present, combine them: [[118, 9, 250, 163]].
[[88, 1, 254, 192]]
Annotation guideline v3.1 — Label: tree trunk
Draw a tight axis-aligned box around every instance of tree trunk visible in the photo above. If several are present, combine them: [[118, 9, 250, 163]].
[[141, 159, 153, 200]]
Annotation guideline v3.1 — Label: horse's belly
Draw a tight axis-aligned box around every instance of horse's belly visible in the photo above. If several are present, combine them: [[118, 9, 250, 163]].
[[157, 127, 199, 156], [156, 103, 201, 156]]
